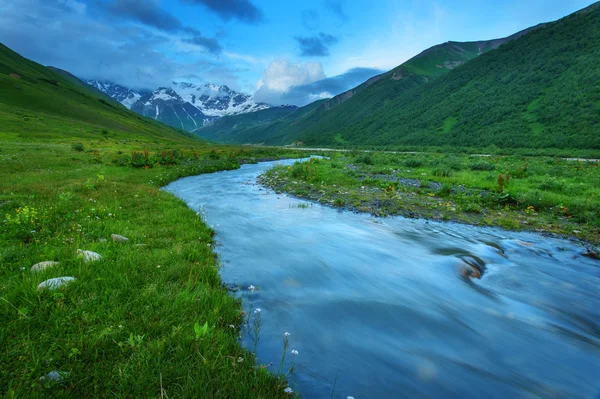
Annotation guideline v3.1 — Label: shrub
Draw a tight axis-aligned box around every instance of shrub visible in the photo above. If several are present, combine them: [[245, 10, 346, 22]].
[[470, 162, 495, 171], [355, 154, 374, 165], [433, 168, 452, 178], [71, 143, 85, 152], [404, 157, 424, 168]]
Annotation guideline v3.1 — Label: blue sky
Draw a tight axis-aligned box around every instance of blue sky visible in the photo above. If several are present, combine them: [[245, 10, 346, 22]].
[[0, 0, 595, 105]]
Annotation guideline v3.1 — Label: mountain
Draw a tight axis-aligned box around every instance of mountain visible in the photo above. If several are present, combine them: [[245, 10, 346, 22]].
[[86, 80, 143, 109], [194, 25, 544, 145], [172, 82, 270, 117], [192, 105, 299, 142], [292, 3, 600, 150], [206, 3, 600, 152], [130, 87, 207, 131], [0, 42, 198, 143]]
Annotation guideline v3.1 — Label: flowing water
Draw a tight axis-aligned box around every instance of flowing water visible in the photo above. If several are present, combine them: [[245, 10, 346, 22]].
[[165, 159, 600, 399]]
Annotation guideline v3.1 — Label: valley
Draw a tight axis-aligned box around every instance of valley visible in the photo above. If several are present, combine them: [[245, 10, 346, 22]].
[[1, 1, 599, 398]]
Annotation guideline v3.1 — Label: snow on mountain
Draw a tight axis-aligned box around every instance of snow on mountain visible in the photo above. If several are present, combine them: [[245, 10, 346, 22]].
[[172, 82, 270, 117], [130, 87, 206, 131], [85, 80, 141, 109], [85, 79, 270, 132]]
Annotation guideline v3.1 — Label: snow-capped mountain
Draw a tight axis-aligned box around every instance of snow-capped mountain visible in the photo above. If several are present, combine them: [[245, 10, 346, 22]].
[[85, 79, 270, 132], [130, 87, 206, 131], [85, 80, 142, 109], [172, 82, 270, 117]]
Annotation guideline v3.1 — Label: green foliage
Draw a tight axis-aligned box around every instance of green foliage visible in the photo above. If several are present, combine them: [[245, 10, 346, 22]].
[[71, 142, 84, 152], [470, 161, 495, 171]]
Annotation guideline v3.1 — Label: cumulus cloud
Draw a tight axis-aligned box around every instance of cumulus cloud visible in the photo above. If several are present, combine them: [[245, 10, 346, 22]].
[[254, 61, 381, 106], [182, 0, 263, 24], [295, 33, 339, 57], [254, 59, 325, 104], [279, 67, 382, 106]]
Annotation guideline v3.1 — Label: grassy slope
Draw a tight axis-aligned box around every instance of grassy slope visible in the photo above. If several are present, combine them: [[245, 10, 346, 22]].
[[290, 4, 600, 152], [195, 26, 540, 147], [46, 66, 122, 106], [195, 105, 298, 143], [0, 43, 194, 144], [0, 43, 307, 397]]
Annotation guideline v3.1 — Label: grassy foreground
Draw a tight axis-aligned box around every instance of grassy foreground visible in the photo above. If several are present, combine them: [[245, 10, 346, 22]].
[[0, 139, 310, 398], [260, 152, 600, 248]]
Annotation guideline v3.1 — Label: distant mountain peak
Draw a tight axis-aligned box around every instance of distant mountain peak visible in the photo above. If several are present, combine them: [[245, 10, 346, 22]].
[[171, 81, 270, 117]]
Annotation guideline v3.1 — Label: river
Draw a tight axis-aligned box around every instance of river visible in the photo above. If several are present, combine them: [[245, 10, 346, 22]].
[[164, 159, 600, 399]]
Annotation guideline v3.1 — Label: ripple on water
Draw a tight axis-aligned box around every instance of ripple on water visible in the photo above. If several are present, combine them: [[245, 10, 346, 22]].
[[165, 159, 600, 399]]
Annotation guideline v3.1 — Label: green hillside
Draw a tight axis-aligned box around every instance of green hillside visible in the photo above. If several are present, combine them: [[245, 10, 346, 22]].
[[296, 4, 600, 151], [196, 3, 599, 155], [46, 66, 122, 106], [195, 25, 541, 146], [0, 43, 197, 144]]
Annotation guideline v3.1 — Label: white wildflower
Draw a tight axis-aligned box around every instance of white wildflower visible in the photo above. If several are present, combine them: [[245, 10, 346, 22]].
[[254, 308, 262, 314], [248, 285, 256, 291], [291, 349, 298, 355], [284, 332, 291, 337], [284, 387, 293, 393]]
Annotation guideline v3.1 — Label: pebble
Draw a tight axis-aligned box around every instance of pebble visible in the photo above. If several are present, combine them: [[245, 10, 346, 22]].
[[37, 277, 75, 291], [77, 249, 102, 263], [41, 370, 70, 383], [111, 234, 129, 242], [30, 261, 59, 273]]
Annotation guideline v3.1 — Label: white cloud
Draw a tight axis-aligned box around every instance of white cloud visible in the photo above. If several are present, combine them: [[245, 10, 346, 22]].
[[254, 59, 325, 104], [256, 59, 324, 92]]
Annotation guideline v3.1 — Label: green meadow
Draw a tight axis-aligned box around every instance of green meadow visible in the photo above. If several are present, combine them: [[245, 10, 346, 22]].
[[0, 135, 314, 397], [261, 152, 600, 248]]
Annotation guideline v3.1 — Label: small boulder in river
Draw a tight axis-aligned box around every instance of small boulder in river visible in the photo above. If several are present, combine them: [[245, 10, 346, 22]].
[[111, 234, 129, 242], [37, 277, 75, 291], [30, 261, 59, 273], [77, 249, 102, 263]]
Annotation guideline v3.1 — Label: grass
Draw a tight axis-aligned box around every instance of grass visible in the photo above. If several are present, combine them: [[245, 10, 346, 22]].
[[0, 138, 314, 398], [260, 152, 600, 247]]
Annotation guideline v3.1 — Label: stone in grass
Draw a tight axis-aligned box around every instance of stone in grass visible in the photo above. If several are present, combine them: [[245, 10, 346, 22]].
[[30, 261, 59, 273], [98, 238, 107, 243], [77, 249, 102, 263], [111, 234, 129, 242], [40, 370, 70, 383], [37, 277, 75, 291]]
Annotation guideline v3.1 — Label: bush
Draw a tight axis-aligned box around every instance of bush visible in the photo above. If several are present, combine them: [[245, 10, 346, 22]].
[[433, 168, 452, 177], [470, 162, 495, 171], [355, 154, 374, 165], [404, 157, 425, 168], [71, 143, 85, 152]]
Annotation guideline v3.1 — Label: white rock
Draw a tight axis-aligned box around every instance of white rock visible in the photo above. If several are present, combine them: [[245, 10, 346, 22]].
[[37, 277, 75, 291], [111, 234, 129, 242], [98, 238, 107, 243], [77, 249, 102, 263], [41, 370, 70, 383], [30, 261, 59, 273]]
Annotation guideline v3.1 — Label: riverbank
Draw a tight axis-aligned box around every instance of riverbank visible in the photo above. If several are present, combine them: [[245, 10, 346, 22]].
[[259, 152, 600, 250], [0, 140, 309, 397]]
